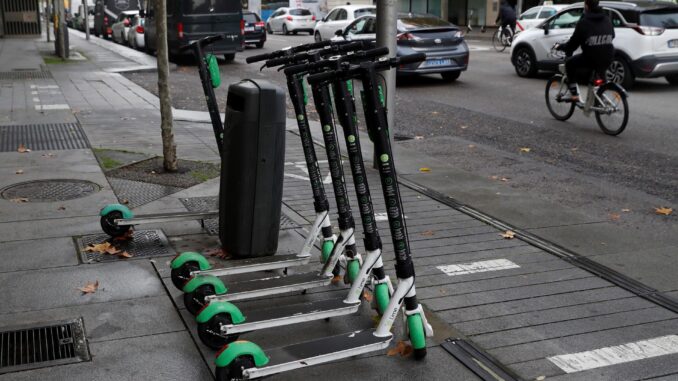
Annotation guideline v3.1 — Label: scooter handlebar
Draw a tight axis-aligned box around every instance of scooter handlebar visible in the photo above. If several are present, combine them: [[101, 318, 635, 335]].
[[286, 46, 389, 77], [265, 41, 365, 68], [246, 40, 344, 63], [179, 34, 224, 52]]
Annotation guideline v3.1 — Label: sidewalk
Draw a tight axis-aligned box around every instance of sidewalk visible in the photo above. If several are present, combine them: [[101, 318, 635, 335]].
[[1, 31, 678, 381]]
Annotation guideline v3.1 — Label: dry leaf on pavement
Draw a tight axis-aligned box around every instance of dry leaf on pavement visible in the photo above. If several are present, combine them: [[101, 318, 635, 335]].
[[421, 230, 435, 237], [204, 247, 230, 259], [519, 147, 531, 153], [10, 197, 29, 203], [501, 230, 516, 239], [460, 125, 469, 129], [468, 144, 476, 149], [331, 275, 342, 284], [387, 341, 413, 357], [104, 246, 120, 255], [609, 213, 621, 221], [17, 144, 31, 153], [118, 251, 133, 258], [535, 376, 546, 381], [655, 207, 673, 216], [120, 198, 130, 205], [621, 208, 631, 212], [362, 290, 373, 302], [112, 229, 134, 242], [57, 206, 66, 211], [414, 135, 424, 140], [85, 242, 113, 253], [15, 169, 24, 174], [500, 177, 510, 182], [78, 280, 99, 294], [419, 167, 431, 173], [490, 175, 499, 180]]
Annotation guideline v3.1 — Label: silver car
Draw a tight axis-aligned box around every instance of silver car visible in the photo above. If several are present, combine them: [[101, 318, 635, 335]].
[[266, 7, 316, 35]]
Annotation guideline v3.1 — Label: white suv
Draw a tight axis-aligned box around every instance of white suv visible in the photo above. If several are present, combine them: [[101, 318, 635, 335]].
[[314, 5, 376, 42], [510, 1, 678, 87]]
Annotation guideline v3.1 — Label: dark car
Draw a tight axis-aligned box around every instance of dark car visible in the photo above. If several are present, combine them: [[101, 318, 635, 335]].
[[143, 0, 243, 61], [243, 11, 266, 48], [335, 13, 469, 82]]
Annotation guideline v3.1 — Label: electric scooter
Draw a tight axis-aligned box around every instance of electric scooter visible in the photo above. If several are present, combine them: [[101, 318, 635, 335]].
[[175, 42, 374, 316], [191, 46, 392, 349], [212, 52, 433, 381]]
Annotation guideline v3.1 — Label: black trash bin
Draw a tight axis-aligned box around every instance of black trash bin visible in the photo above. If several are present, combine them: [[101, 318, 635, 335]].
[[219, 79, 286, 258]]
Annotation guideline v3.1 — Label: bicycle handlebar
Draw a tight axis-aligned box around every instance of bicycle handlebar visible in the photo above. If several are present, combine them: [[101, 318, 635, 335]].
[[179, 34, 224, 53], [246, 40, 346, 63]]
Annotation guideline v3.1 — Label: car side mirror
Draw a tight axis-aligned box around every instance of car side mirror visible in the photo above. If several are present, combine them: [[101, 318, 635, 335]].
[[335, 29, 344, 36], [139, 9, 145, 18]]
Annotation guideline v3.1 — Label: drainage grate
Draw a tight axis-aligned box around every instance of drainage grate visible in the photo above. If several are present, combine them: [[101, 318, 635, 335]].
[[0, 71, 52, 80], [0, 318, 90, 374], [76, 229, 175, 263], [180, 196, 301, 236], [108, 178, 182, 208], [0, 123, 90, 152], [1, 180, 100, 202]]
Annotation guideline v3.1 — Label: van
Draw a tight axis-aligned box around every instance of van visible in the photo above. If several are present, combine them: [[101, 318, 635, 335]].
[[143, 0, 243, 61], [94, 0, 141, 39]]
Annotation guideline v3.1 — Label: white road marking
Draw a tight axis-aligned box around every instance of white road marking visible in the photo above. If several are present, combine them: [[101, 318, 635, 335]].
[[32, 97, 40, 102], [548, 335, 678, 373], [437, 259, 520, 276], [35, 85, 59, 89], [284, 173, 311, 181], [374, 213, 407, 221], [35, 104, 70, 110], [468, 45, 491, 52]]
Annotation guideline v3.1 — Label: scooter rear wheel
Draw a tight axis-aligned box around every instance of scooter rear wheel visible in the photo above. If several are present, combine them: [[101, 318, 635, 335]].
[[198, 313, 240, 349], [100, 211, 132, 237], [184, 284, 215, 315], [171, 262, 199, 290], [216, 356, 255, 381]]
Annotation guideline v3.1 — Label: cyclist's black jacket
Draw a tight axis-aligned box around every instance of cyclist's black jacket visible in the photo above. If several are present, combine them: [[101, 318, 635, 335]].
[[495, 0, 517, 25], [560, 8, 615, 69]]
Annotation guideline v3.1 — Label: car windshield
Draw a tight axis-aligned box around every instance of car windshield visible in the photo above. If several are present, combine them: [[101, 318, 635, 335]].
[[398, 16, 451, 30], [243, 13, 259, 23], [354, 8, 376, 18], [290, 9, 312, 16], [640, 9, 678, 29], [184, 0, 240, 14]]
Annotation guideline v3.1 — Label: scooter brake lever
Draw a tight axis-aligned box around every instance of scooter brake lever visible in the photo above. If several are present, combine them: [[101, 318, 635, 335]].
[[260, 63, 267, 72]]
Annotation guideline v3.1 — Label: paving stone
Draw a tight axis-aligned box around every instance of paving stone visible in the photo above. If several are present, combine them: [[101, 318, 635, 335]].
[[0, 237, 79, 273]]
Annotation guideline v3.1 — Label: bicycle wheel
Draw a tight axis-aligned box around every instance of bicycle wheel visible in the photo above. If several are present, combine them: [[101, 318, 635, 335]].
[[545, 75, 576, 121], [492, 30, 506, 52], [595, 84, 628, 136]]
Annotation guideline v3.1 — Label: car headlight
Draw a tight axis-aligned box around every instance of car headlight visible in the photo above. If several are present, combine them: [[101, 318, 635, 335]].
[[454, 31, 462, 38]]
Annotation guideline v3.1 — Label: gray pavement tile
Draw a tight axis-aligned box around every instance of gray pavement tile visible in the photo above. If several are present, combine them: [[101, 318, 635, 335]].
[[0, 237, 79, 273], [474, 306, 676, 349], [457, 296, 656, 336], [440, 287, 634, 324], [423, 276, 611, 312], [643, 373, 678, 381], [0, 331, 212, 381], [384, 239, 532, 260], [0, 215, 102, 241], [488, 319, 678, 365], [0, 260, 164, 314]]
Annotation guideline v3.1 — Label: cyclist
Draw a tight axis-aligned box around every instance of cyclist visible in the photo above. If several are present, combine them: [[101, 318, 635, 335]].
[[555, 0, 615, 102], [495, 0, 517, 39]]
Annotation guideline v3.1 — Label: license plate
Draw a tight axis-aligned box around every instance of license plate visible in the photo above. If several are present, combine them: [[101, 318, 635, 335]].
[[245, 26, 254, 32], [426, 59, 452, 67], [669, 39, 678, 48]]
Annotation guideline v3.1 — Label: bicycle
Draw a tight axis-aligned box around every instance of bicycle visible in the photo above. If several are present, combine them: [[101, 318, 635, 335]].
[[545, 46, 629, 136], [492, 24, 514, 52]]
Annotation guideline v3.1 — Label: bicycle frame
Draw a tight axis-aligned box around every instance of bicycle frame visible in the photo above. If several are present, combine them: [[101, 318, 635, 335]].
[[555, 64, 619, 115]]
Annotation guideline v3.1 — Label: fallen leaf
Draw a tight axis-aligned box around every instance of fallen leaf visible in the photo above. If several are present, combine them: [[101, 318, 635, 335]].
[[414, 135, 424, 140], [17, 144, 31, 153], [431, 111, 439, 115], [501, 230, 516, 239], [78, 280, 99, 294], [419, 167, 431, 173], [609, 213, 621, 221], [460, 125, 469, 129], [655, 207, 673, 216], [421, 230, 435, 237], [120, 198, 129, 205], [621, 208, 631, 213], [112, 229, 134, 241], [331, 275, 342, 284], [57, 206, 66, 211], [118, 251, 133, 258], [204, 247, 230, 259], [500, 177, 510, 182], [387, 341, 413, 357], [150, 170, 156, 174], [401, 344, 413, 357], [85, 242, 113, 253], [468, 144, 476, 149], [571, 147, 579, 151], [10, 197, 29, 203], [362, 290, 373, 302], [519, 147, 531, 153], [15, 169, 24, 174], [490, 175, 499, 180], [536, 376, 546, 381], [104, 246, 120, 255]]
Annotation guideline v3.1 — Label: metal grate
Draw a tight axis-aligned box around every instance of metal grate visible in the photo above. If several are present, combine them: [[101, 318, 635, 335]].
[[0, 0, 41, 35], [180, 196, 301, 236], [108, 178, 182, 209], [0, 71, 52, 80], [77, 229, 175, 263], [1, 180, 100, 202], [0, 318, 90, 374], [0, 123, 90, 152]]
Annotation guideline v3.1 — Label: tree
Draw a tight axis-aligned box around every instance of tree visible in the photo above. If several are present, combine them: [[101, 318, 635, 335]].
[[155, 0, 178, 171]]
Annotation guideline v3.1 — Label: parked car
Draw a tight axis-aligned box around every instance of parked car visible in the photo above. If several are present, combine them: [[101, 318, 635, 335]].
[[143, 0, 243, 61], [516, 4, 567, 31], [332, 14, 469, 82], [243, 11, 266, 48], [94, 0, 140, 40], [510, 1, 678, 87], [127, 14, 145, 50], [314, 4, 376, 41], [111, 10, 138, 45], [72, 10, 94, 33], [266, 7, 316, 35]]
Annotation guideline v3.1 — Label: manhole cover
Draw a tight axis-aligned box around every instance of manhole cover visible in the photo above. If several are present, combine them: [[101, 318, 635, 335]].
[[76, 229, 175, 263], [1, 180, 100, 202], [0, 318, 90, 374]]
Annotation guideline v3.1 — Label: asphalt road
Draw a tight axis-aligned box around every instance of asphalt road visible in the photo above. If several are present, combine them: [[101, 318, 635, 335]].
[[122, 33, 677, 289]]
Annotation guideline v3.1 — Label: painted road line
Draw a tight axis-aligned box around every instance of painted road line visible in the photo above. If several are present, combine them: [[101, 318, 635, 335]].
[[374, 212, 408, 222], [548, 335, 678, 373], [437, 259, 520, 276], [35, 104, 70, 111]]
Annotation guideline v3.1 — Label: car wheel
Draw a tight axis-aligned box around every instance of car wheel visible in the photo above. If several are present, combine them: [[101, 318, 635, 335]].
[[441, 71, 461, 82], [666, 74, 678, 85], [224, 53, 235, 62], [605, 57, 634, 89], [314, 31, 322, 42], [267, 23, 273, 34], [255, 42, 264, 49], [513, 47, 537, 78], [283, 24, 289, 35]]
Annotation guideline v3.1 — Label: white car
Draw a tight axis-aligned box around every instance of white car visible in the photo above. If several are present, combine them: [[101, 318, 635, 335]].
[[126, 15, 145, 50], [314, 4, 376, 42], [111, 10, 138, 45], [510, 1, 678, 87], [266, 7, 316, 35], [516, 4, 567, 31]]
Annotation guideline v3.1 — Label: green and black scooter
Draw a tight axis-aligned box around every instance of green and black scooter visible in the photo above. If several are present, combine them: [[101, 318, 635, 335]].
[[212, 52, 434, 380]]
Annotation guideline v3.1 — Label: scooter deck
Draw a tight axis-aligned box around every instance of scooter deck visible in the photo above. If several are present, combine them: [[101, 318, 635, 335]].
[[207, 272, 332, 302], [244, 329, 392, 379], [115, 210, 218, 225], [194, 253, 311, 277], [223, 297, 361, 334]]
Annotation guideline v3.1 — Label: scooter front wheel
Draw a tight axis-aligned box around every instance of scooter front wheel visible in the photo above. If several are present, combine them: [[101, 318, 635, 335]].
[[374, 283, 390, 316], [407, 314, 427, 360], [345, 259, 360, 284], [184, 284, 215, 315], [170, 261, 199, 290], [216, 356, 255, 381], [100, 211, 132, 237], [198, 313, 240, 349]]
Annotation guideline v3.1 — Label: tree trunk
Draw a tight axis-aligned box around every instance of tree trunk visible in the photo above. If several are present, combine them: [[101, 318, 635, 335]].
[[155, 0, 178, 172]]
